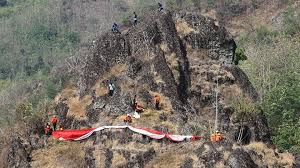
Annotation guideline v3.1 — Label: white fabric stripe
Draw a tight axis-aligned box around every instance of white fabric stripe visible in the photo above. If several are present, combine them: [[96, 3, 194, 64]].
[[166, 135, 193, 141], [69, 125, 198, 141], [128, 126, 165, 139]]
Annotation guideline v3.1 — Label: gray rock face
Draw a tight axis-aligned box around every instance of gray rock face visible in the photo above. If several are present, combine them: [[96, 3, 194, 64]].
[[227, 149, 258, 168], [195, 142, 223, 167], [6, 136, 31, 168], [174, 11, 236, 67], [180, 157, 194, 168], [119, 148, 155, 168]]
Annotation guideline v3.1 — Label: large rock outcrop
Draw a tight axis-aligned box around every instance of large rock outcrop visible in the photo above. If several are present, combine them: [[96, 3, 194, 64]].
[[68, 10, 270, 144]]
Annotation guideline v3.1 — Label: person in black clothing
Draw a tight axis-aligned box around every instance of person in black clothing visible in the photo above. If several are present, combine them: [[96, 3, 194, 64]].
[[158, 2, 163, 11], [132, 95, 137, 110], [133, 12, 138, 26]]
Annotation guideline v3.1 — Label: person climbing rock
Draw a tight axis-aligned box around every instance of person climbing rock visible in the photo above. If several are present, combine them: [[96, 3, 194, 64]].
[[132, 95, 137, 110], [51, 115, 58, 131], [44, 123, 53, 136], [123, 114, 132, 124], [135, 103, 144, 113], [158, 2, 163, 11], [133, 12, 138, 26], [154, 95, 161, 110], [111, 23, 119, 32], [210, 131, 224, 142], [108, 83, 115, 96], [91, 89, 96, 103]]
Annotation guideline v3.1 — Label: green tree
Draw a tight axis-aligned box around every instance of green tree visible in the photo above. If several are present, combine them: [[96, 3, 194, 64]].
[[262, 72, 300, 153]]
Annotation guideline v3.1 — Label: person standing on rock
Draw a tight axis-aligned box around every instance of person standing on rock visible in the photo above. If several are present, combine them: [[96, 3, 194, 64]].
[[132, 95, 137, 110], [51, 115, 58, 131], [154, 95, 161, 110], [158, 2, 163, 12], [44, 123, 53, 147], [108, 83, 115, 96], [133, 12, 138, 26], [44, 123, 53, 136], [111, 23, 119, 33], [91, 89, 97, 103]]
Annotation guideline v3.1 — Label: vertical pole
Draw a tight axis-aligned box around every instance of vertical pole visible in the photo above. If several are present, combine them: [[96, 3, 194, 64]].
[[214, 80, 219, 132]]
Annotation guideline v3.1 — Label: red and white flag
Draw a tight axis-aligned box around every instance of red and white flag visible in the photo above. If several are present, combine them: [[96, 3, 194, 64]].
[[52, 125, 201, 142]]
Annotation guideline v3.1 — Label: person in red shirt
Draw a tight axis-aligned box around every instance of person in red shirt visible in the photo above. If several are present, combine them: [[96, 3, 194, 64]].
[[51, 115, 58, 131]]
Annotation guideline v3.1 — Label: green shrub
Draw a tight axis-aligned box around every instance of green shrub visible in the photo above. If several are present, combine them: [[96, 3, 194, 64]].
[[256, 26, 278, 42], [234, 47, 247, 65], [46, 80, 58, 99], [65, 31, 80, 44], [231, 95, 257, 122], [16, 102, 33, 119], [251, 0, 258, 9], [207, 0, 217, 8], [283, 7, 300, 36]]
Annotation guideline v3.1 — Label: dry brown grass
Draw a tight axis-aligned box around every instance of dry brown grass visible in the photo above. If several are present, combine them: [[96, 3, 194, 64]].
[[160, 43, 170, 53], [245, 142, 295, 167], [111, 152, 127, 167], [185, 44, 210, 61], [31, 141, 85, 168], [215, 161, 226, 168], [223, 150, 231, 161], [54, 84, 77, 102], [93, 145, 106, 168], [220, 84, 243, 105], [175, 20, 198, 37], [67, 95, 92, 119], [147, 152, 186, 168]]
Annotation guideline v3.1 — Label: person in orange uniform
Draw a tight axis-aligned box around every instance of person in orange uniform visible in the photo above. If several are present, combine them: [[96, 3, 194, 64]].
[[135, 103, 144, 113], [123, 114, 132, 123], [51, 115, 58, 131], [210, 131, 224, 142], [154, 95, 161, 110]]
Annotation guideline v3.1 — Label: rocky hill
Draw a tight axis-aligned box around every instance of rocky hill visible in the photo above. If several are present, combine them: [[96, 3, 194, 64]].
[[2, 11, 298, 168]]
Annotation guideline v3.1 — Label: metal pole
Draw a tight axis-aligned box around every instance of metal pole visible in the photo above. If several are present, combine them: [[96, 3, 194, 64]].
[[214, 80, 219, 132]]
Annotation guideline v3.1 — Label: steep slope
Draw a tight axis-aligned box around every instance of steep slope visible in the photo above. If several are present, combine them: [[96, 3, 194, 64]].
[[3, 11, 298, 168]]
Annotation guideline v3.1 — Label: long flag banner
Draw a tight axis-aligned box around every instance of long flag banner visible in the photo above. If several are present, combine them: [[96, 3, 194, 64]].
[[52, 125, 201, 142]]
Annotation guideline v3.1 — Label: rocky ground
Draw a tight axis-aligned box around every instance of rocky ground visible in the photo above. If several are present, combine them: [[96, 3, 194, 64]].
[[2, 11, 299, 168]]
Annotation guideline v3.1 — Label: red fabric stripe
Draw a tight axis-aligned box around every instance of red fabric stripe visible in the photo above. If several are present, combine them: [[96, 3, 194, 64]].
[[52, 128, 95, 140], [191, 136, 201, 141], [135, 127, 164, 135]]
